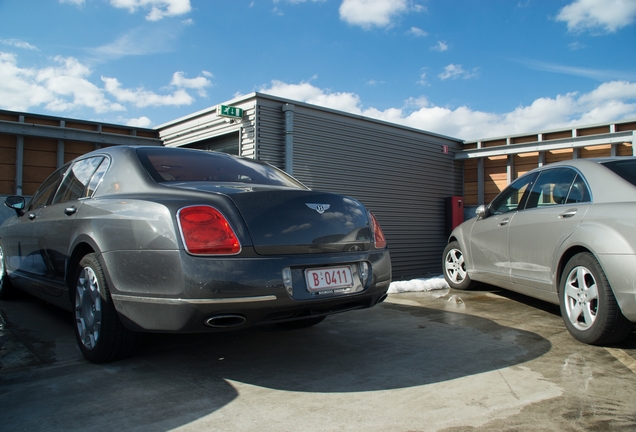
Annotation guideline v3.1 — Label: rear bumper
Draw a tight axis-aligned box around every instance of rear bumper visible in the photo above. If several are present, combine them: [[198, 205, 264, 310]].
[[111, 287, 389, 332], [102, 248, 391, 332]]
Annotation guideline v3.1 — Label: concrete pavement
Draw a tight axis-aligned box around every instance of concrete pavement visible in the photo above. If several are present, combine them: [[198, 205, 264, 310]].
[[1, 286, 635, 431]]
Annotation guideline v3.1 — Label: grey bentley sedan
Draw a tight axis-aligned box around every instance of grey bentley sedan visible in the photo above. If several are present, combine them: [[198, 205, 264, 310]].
[[443, 157, 636, 345], [0, 146, 391, 362]]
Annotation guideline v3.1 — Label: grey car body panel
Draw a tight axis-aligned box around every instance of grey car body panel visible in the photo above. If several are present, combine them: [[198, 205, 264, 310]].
[[449, 157, 636, 322], [1, 146, 392, 332], [467, 212, 512, 285], [108, 250, 391, 331], [509, 203, 591, 291], [229, 190, 372, 255]]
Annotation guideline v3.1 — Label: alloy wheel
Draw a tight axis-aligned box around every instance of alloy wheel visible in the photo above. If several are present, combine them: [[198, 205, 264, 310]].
[[563, 265, 599, 331], [445, 248, 467, 284], [75, 266, 103, 350]]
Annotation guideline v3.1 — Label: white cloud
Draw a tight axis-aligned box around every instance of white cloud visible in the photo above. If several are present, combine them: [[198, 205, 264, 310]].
[[93, 27, 179, 59], [439, 64, 478, 80], [0, 52, 51, 111], [404, 96, 431, 109], [0, 53, 124, 113], [102, 76, 194, 107], [578, 81, 636, 104], [109, 0, 191, 21], [568, 41, 586, 50], [260, 79, 362, 113], [0, 52, 208, 113], [431, 41, 448, 52], [60, 0, 85, 6], [257, 79, 636, 140], [125, 116, 153, 127], [408, 27, 428, 37], [417, 72, 428, 86], [520, 59, 636, 81], [339, 0, 409, 28], [401, 84, 636, 139], [37, 57, 127, 113], [0, 39, 39, 51], [556, 0, 636, 33], [170, 71, 213, 97]]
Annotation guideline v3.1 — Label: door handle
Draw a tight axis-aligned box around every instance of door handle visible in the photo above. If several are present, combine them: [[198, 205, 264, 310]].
[[559, 209, 577, 218], [498, 218, 510, 226], [64, 206, 77, 216]]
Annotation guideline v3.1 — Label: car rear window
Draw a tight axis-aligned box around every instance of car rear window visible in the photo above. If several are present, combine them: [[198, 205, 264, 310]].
[[601, 159, 636, 187], [136, 147, 307, 189]]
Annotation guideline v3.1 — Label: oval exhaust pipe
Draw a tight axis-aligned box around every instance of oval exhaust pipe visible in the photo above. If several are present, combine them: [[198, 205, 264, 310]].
[[376, 294, 388, 304], [204, 314, 246, 328]]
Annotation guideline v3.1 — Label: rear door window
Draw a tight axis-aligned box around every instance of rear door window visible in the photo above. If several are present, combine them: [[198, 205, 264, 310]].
[[51, 157, 105, 205], [28, 167, 67, 210], [524, 168, 578, 210], [86, 157, 110, 197]]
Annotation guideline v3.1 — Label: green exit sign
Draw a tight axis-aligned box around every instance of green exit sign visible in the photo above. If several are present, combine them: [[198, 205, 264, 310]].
[[218, 104, 244, 119]]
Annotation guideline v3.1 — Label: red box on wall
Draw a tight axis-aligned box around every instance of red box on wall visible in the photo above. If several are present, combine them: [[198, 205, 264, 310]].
[[445, 196, 464, 236]]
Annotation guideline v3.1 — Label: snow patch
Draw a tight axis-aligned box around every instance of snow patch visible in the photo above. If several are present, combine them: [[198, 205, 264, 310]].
[[387, 275, 449, 294]]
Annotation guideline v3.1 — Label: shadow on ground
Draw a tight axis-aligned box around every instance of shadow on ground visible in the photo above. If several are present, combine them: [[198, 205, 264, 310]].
[[0, 288, 556, 431]]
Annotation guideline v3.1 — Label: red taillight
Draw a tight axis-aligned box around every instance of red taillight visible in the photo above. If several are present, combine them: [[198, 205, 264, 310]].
[[178, 206, 241, 255], [369, 211, 387, 249]]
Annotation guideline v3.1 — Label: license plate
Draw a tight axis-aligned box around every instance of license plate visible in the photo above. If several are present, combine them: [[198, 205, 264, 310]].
[[305, 266, 354, 292]]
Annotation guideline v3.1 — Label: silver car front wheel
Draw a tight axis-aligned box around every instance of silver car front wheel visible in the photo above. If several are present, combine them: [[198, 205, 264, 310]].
[[559, 252, 633, 345], [442, 241, 476, 290]]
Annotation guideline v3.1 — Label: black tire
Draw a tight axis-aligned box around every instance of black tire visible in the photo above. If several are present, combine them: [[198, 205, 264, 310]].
[[442, 241, 476, 290], [277, 316, 326, 329], [559, 252, 633, 345], [0, 242, 18, 300], [73, 254, 140, 363]]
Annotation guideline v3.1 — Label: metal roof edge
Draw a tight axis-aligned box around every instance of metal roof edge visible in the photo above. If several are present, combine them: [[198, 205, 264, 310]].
[[155, 92, 463, 143], [464, 117, 636, 144], [251, 92, 463, 143], [0, 108, 158, 135], [456, 130, 635, 160], [0, 120, 162, 146], [154, 93, 259, 129]]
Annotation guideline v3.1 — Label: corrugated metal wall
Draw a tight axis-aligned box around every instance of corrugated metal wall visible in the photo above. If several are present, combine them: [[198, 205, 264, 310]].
[[254, 103, 285, 166], [253, 97, 464, 280]]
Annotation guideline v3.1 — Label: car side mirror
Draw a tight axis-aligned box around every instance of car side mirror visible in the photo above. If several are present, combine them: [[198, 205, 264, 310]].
[[475, 204, 487, 219], [4, 196, 26, 216]]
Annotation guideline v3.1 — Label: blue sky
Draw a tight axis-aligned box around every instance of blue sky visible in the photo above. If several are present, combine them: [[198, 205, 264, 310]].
[[0, 0, 635, 140]]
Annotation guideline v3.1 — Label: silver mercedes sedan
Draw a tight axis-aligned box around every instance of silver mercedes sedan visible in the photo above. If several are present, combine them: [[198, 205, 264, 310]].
[[443, 157, 636, 345]]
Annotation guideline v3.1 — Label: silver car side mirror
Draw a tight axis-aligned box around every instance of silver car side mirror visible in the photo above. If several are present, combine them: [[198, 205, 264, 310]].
[[476, 204, 487, 219]]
